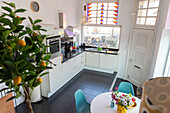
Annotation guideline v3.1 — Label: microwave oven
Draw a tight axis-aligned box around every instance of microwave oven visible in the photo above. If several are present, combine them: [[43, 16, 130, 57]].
[[46, 35, 61, 59]]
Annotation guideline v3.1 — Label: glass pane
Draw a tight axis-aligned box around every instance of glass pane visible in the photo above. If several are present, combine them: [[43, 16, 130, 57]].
[[97, 11, 107, 17], [146, 18, 156, 25], [88, 3, 97, 10], [138, 9, 147, 16], [139, 0, 148, 8], [136, 18, 146, 25], [87, 11, 97, 17], [149, 0, 160, 8], [97, 18, 106, 24], [83, 26, 121, 48], [108, 11, 118, 17], [98, 3, 108, 10], [88, 18, 96, 24], [108, 3, 119, 10], [107, 18, 117, 25], [147, 8, 158, 16]]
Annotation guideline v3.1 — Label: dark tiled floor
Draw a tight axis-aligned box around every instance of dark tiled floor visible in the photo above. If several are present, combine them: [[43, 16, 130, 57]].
[[16, 69, 116, 113], [113, 78, 138, 96]]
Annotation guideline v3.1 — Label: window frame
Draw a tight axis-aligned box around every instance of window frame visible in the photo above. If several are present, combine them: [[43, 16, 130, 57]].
[[86, 1, 120, 25], [82, 24, 122, 49], [135, 0, 161, 28]]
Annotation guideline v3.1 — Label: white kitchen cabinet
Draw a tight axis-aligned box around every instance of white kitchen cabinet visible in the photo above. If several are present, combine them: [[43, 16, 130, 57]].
[[41, 56, 61, 97], [85, 51, 118, 73], [99, 53, 114, 70], [49, 57, 61, 93], [61, 60, 70, 82], [85, 52, 99, 68], [41, 51, 118, 98]]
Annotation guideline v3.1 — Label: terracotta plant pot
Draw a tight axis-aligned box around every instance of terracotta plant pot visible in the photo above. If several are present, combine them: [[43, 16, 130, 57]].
[[117, 104, 127, 113]]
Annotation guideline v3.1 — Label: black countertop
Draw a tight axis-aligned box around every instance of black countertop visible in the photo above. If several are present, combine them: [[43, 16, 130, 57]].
[[61, 48, 84, 63], [61, 47, 118, 63]]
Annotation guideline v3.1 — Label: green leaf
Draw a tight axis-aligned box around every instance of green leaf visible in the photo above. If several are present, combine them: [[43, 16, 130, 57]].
[[43, 54, 51, 61], [36, 53, 42, 63], [20, 17, 26, 21], [15, 8, 26, 13], [9, 12, 15, 18], [14, 85, 20, 91], [24, 71, 36, 75], [32, 45, 40, 54], [10, 42, 16, 50], [34, 19, 42, 24], [25, 37, 32, 45], [33, 81, 41, 87], [14, 25, 24, 33], [18, 31, 27, 37], [40, 72, 49, 77], [28, 16, 33, 24], [3, 1, 16, 8], [26, 27, 32, 34], [2, 60, 14, 67], [13, 18, 21, 26], [0, 18, 12, 26], [25, 75, 36, 82], [0, 26, 6, 31], [20, 46, 32, 52], [2, 6, 12, 12], [2, 30, 10, 44], [6, 96, 16, 102], [39, 29, 47, 32], [16, 91, 21, 98]]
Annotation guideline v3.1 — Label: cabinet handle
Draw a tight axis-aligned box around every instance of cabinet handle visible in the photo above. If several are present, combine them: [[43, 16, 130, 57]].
[[134, 65, 141, 69]]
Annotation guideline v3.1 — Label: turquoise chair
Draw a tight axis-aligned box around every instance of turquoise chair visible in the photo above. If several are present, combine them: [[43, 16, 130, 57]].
[[75, 89, 91, 113], [118, 82, 135, 96]]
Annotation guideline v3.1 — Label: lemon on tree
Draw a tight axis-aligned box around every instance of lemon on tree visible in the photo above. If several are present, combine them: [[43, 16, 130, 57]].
[[13, 76, 22, 85], [17, 39, 26, 47]]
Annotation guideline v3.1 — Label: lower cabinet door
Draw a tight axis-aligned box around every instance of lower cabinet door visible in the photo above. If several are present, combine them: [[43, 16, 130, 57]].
[[99, 54, 114, 71], [49, 65, 60, 92], [49, 57, 61, 92], [85, 52, 99, 68]]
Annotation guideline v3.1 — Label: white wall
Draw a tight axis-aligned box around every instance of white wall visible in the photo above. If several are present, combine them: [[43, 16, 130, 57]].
[[165, 3, 170, 29], [149, 0, 170, 79], [154, 29, 170, 78], [0, 0, 79, 27], [116, 0, 134, 79]]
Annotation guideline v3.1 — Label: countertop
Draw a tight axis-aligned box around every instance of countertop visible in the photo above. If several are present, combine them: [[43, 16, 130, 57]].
[[61, 47, 118, 63], [61, 48, 84, 63]]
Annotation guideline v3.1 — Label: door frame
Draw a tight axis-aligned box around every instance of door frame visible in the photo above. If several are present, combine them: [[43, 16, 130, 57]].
[[125, 0, 162, 85]]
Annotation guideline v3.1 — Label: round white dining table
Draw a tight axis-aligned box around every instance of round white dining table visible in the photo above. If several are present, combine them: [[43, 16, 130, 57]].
[[91, 92, 141, 113]]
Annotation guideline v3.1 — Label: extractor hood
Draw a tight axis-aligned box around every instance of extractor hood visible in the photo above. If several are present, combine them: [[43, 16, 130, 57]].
[[64, 28, 76, 38]]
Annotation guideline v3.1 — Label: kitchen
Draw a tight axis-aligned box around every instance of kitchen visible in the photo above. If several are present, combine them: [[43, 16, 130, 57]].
[[0, 0, 170, 113]]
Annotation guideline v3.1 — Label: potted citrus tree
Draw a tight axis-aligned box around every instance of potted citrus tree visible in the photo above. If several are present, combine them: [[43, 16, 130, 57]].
[[0, 1, 53, 113]]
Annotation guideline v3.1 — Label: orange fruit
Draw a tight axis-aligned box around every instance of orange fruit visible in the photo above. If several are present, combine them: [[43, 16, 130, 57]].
[[17, 39, 26, 47], [8, 46, 11, 50], [37, 78, 42, 83], [13, 76, 22, 85], [16, 16, 21, 19], [2, 66, 4, 69], [40, 61, 46, 67], [33, 32, 38, 38]]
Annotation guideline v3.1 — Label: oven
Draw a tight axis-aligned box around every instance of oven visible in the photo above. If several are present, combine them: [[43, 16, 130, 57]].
[[46, 35, 61, 58]]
